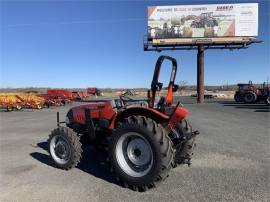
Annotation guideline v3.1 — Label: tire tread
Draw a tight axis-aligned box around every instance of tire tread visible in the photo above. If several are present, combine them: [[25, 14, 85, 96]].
[[109, 115, 175, 191], [48, 127, 82, 170]]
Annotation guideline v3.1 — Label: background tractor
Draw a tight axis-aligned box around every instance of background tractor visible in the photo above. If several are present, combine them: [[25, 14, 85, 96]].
[[87, 87, 102, 96], [191, 12, 218, 28], [234, 81, 270, 105], [48, 56, 199, 191]]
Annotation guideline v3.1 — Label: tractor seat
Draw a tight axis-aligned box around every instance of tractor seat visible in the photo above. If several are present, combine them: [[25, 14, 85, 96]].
[[155, 96, 175, 116]]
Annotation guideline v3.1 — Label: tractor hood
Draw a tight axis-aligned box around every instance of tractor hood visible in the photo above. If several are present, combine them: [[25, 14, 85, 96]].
[[66, 101, 116, 126]]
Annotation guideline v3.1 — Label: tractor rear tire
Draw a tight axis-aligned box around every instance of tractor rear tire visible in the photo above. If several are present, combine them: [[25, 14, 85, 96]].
[[48, 127, 82, 170], [244, 92, 257, 103], [173, 119, 197, 167], [108, 116, 175, 191]]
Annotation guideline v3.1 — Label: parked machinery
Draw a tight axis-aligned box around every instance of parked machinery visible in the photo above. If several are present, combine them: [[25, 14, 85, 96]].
[[87, 87, 101, 96], [191, 12, 218, 28], [0, 94, 24, 111], [19, 93, 44, 109], [121, 89, 137, 97], [0, 93, 45, 111], [71, 91, 82, 101], [46, 89, 72, 106], [41, 94, 63, 107], [48, 56, 199, 191], [71, 91, 88, 101], [234, 81, 270, 105]]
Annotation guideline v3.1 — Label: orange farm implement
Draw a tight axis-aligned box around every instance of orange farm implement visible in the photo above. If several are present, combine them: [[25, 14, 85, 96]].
[[0, 93, 45, 111]]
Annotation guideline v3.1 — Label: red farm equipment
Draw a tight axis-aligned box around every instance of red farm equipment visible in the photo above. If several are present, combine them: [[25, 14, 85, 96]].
[[41, 94, 63, 107], [48, 56, 199, 191], [46, 89, 72, 106], [234, 81, 270, 105], [71, 91, 87, 101], [87, 87, 101, 96]]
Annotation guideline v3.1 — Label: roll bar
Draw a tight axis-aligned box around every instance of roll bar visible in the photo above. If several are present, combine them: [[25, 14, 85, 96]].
[[149, 55, 178, 107]]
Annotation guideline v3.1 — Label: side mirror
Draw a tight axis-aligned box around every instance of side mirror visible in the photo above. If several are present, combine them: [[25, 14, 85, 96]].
[[173, 84, 179, 92]]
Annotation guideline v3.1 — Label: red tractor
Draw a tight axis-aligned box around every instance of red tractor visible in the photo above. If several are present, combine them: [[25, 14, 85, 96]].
[[87, 87, 101, 96], [191, 12, 218, 28], [48, 56, 199, 191], [234, 81, 270, 105]]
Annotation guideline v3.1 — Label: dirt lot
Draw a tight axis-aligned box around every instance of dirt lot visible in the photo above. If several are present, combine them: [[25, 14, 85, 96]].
[[0, 97, 269, 202]]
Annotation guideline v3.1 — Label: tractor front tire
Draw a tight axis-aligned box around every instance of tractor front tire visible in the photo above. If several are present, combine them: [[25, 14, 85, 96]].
[[109, 116, 174, 191], [244, 92, 257, 103], [48, 127, 82, 170], [234, 93, 242, 102]]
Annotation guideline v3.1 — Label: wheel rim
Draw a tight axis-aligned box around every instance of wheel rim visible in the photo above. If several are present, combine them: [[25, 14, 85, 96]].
[[115, 132, 153, 178], [50, 135, 71, 165]]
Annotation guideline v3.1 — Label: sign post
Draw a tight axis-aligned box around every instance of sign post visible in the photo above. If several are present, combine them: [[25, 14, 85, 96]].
[[197, 45, 204, 103]]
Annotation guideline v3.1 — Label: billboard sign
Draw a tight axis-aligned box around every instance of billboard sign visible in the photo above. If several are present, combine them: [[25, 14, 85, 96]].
[[147, 3, 258, 45]]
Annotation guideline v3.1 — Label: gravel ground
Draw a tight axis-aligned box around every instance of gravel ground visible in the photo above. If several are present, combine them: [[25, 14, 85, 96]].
[[0, 97, 269, 202]]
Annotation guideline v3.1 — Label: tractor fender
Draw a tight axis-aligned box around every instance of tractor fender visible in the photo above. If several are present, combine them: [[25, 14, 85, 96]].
[[110, 107, 170, 129]]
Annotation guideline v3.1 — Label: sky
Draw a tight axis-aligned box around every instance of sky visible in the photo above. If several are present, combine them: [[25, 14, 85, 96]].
[[0, 0, 269, 88]]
